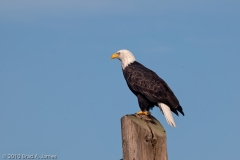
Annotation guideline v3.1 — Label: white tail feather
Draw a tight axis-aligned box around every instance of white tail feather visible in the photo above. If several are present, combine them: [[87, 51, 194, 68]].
[[158, 103, 176, 127]]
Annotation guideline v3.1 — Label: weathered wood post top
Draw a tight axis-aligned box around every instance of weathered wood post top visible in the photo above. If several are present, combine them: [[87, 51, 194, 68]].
[[121, 114, 167, 160]]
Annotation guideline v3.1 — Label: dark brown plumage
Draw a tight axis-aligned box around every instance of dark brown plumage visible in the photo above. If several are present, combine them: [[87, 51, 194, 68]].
[[123, 61, 184, 116]]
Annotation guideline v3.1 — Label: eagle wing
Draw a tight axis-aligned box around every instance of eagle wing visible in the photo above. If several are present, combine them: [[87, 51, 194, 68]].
[[123, 62, 183, 115]]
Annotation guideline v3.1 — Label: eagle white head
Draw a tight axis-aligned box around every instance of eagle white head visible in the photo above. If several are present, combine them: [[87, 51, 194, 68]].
[[111, 49, 136, 69]]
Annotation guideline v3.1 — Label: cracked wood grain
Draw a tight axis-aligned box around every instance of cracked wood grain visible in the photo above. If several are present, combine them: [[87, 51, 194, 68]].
[[121, 114, 167, 160]]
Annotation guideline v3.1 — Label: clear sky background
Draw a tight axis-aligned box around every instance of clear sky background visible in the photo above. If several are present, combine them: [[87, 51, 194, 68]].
[[0, 0, 240, 160]]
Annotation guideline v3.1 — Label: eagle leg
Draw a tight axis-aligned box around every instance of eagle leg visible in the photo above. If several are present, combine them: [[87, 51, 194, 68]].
[[136, 110, 149, 115]]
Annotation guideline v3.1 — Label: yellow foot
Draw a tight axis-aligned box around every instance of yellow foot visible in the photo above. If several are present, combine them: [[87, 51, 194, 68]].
[[136, 110, 149, 115]]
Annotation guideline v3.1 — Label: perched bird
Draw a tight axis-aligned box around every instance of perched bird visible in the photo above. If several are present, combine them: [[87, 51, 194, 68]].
[[111, 49, 184, 127]]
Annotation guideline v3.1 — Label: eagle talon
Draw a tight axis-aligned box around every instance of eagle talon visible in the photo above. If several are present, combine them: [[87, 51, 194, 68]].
[[136, 111, 149, 115]]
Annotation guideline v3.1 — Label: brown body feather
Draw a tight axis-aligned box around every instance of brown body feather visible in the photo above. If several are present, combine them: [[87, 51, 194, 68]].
[[123, 61, 184, 116]]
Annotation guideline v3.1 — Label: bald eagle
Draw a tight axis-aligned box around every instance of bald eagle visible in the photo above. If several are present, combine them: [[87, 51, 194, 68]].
[[111, 49, 184, 127]]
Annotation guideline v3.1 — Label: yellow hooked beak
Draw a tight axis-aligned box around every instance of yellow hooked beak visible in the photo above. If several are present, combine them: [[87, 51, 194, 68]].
[[111, 53, 119, 59]]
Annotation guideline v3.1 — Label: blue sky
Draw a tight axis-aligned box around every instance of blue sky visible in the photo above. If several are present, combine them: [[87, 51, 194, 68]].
[[0, 0, 240, 160]]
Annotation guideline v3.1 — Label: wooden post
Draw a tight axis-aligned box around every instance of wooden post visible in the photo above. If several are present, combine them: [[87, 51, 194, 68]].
[[121, 114, 167, 160]]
